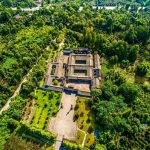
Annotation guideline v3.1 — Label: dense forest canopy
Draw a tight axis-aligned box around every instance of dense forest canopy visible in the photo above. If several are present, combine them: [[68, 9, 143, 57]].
[[0, 0, 36, 7], [96, 0, 150, 6], [0, 0, 150, 150]]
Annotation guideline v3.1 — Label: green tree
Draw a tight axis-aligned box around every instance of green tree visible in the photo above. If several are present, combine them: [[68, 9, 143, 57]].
[[135, 63, 149, 76], [121, 59, 129, 68], [119, 83, 139, 103], [111, 40, 129, 61], [124, 26, 137, 44], [129, 45, 139, 63], [53, 80, 59, 85], [136, 26, 149, 45], [91, 89, 102, 102]]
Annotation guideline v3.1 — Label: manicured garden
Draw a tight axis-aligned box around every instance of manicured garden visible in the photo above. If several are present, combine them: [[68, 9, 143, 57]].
[[76, 130, 85, 145], [30, 90, 61, 129], [74, 97, 96, 148]]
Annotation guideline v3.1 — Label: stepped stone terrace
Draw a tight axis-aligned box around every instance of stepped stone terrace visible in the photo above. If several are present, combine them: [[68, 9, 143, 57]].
[[44, 48, 101, 94]]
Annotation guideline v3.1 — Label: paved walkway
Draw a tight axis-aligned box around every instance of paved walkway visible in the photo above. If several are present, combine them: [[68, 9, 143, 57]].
[[77, 128, 87, 147], [55, 135, 63, 150], [48, 92, 77, 150]]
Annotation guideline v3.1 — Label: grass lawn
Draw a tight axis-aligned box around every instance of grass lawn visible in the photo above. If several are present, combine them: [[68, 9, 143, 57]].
[[2, 58, 17, 69], [74, 97, 96, 132], [74, 97, 96, 147], [45, 146, 55, 150], [85, 133, 95, 148], [76, 130, 85, 145], [31, 90, 61, 129]]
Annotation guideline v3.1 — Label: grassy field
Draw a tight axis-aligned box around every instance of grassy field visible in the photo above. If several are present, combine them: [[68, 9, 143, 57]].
[[74, 97, 96, 148], [30, 90, 61, 129]]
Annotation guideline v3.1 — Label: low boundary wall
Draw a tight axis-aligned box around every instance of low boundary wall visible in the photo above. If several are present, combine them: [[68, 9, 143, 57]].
[[39, 86, 63, 92], [39, 86, 91, 97]]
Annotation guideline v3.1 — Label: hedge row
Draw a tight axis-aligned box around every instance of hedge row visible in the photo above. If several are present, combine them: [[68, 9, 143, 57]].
[[62, 140, 83, 150], [17, 123, 56, 145]]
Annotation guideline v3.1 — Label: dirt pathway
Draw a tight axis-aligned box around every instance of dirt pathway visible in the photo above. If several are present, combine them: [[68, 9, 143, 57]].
[[0, 67, 33, 115]]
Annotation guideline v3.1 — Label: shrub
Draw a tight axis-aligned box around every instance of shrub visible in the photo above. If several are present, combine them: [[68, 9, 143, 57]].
[[74, 104, 79, 110], [62, 140, 82, 150], [48, 93, 53, 99], [55, 100, 60, 106], [17, 123, 56, 145], [119, 83, 139, 103], [87, 126, 93, 134], [80, 112, 84, 117], [135, 63, 149, 77], [53, 80, 59, 85], [8, 118, 19, 130], [44, 102, 48, 108], [86, 117, 91, 123], [73, 114, 79, 121]]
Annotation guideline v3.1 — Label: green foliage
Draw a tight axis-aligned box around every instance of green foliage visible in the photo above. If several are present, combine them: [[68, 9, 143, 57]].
[[0, 46, 55, 149], [0, 1, 150, 150], [92, 67, 150, 150], [119, 83, 139, 103], [31, 90, 61, 129], [62, 140, 82, 150], [76, 130, 84, 145], [52, 79, 59, 85], [74, 97, 95, 147], [4, 133, 41, 150], [91, 88, 102, 102], [17, 123, 56, 144], [94, 144, 107, 150], [0, 25, 58, 108], [135, 63, 149, 77], [106, 70, 126, 85], [94, 96, 127, 129], [2, 0, 36, 8], [7, 118, 19, 131]]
